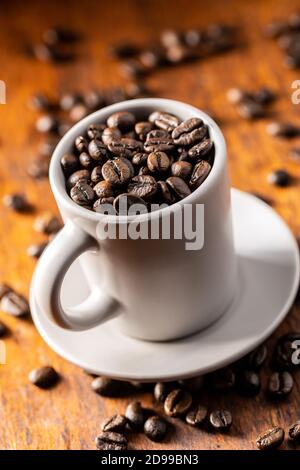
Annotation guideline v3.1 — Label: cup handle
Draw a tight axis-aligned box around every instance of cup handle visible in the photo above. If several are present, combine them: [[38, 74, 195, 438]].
[[33, 221, 120, 330]]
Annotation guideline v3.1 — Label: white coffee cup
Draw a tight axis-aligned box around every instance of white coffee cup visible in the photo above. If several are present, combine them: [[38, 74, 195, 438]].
[[33, 98, 237, 341]]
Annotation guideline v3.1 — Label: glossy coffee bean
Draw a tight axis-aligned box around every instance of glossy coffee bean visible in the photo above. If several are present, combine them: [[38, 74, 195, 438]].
[[91, 166, 104, 184], [268, 169, 292, 187], [94, 180, 114, 198], [164, 389, 192, 417], [149, 111, 180, 131], [34, 213, 62, 235], [210, 410, 232, 431], [67, 169, 90, 189], [135, 121, 153, 140], [147, 151, 170, 173], [188, 138, 213, 159], [189, 160, 211, 189], [102, 127, 122, 145], [107, 111, 136, 132], [144, 416, 167, 442], [171, 161, 193, 180], [28, 366, 59, 389], [95, 431, 127, 451], [70, 182, 95, 206], [102, 158, 134, 186], [172, 118, 207, 145], [101, 414, 128, 433], [144, 136, 175, 153], [79, 152, 94, 169], [154, 382, 175, 403], [3, 193, 31, 212], [157, 181, 176, 204], [113, 193, 147, 215], [132, 152, 148, 166], [91, 377, 131, 396], [256, 427, 284, 450], [128, 175, 157, 200], [146, 129, 170, 140], [87, 123, 105, 140], [289, 421, 300, 441], [125, 401, 145, 431], [166, 176, 191, 200], [108, 138, 143, 157], [268, 371, 294, 397], [60, 154, 79, 175], [246, 344, 268, 370], [88, 139, 108, 162], [0, 291, 29, 317], [93, 197, 115, 213], [75, 136, 88, 153], [186, 405, 207, 427]]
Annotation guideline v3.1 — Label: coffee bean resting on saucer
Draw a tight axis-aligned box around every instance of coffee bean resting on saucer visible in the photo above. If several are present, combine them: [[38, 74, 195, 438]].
[[62, 111, 215, 214]]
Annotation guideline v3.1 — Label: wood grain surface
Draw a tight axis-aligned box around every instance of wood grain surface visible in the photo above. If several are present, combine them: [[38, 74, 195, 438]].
[[0, 0, 300, 450]]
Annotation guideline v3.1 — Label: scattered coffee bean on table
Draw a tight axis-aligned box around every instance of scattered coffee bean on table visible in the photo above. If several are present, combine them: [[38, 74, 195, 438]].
[[273, 332, 300, 370], [268, 371, 294, 397], [27, 241, 48, 259], [95, 431, 127, 451], [266, 122, 300, 138], [268, 169, 292, 187], [33, 212, 62, 235], [28, 366, 59, 389], [0, 320, 8, 338], [154, 382, 175, 403], [289, 420, 300, 441], [210, 410, 232, 431], [3, 193, 31, 213], [125, 401, 145, 431], [0, 290, 30, 317], [0, 283, 11, 300], [246, 344, 268, 370], [101, 414, 128, 433], [164, 389, 192, 417], [91, 377, 131, 397], [256, 426, 285, 450], [186, 405, 207, 427], [144, 416, 168, 442]]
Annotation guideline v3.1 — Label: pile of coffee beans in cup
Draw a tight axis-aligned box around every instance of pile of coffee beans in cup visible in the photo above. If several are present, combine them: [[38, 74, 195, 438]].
[[62, 110, 214, 214]]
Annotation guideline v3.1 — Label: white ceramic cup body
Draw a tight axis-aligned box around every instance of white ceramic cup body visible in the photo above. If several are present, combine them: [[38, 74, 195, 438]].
[[42, 98, 237, 341]]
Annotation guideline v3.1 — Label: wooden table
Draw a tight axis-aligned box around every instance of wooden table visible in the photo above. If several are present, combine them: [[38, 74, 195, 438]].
[[0, 0, 300, 450]]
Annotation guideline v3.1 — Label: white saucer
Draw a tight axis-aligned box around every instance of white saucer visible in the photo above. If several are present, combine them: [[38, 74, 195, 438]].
[[30, 189, 300, 381]]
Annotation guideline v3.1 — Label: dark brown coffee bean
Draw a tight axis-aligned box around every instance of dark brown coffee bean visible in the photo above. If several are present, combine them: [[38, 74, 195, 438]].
[[289, 421, 300, 441], [273, 332, 300, 370], [3, 193, 31, 212], [135, 121, 153, 141], [154, 382, 175, 403], [173, 125, 207, 147], [32, 43, 58, 63], [147, 151, 170, 173], [95, 431, 127, 450], [188, 138, 213, 159], [172, 118, 205, 142], [267, 121, 300, 138], [157, 180, 176, 204], [78, 152, 92, 169], [91, 166, 104, 184], [88, 139, 108, 162], [28, 366, 59, 389], [70, 182, 94, 206], [264, 21, 290, 38], [146, 129, 170, 140], [114, 193, 147, 215], [60, 154, 79, 175], [36, 114, 59, 134], [128, 175, 157, 200], [101, 414, 128, 433], [102, 157, 134, 186], [132, 152, 148, 166], [253, 87, 276, 105], [43, 27, 79, 45], [144, 416, 167, 442], [108, 138, 143, 157], [125, 401, 145, 431], [166, 44, 192, 63], [27, 241, 48, 259], [268, 371, 294, 397], [94, 180, 114, 198], [0, 283, 11, 300], [226, 87, 249, 104], [69, 103, 89, 122], [166, 176, 191, 200], [27, 157, 49, 179], [91, 377, 132, 396], [164, 389, 192, 417], [28, 93, 52, 111], [138, 166, 149, 176], [139, 47, 165, 69], [256, 427, 284, 450], [75, 136, 88, 153], [0, 290, 29, 317], [102, 127, 122, 145], [87, 123, 105, 140], [148, 111, 180, 131], [237, 370, 261, 396], [144, 136, 175, 153], [210, 410, 232, 431], [67, 169, 90, 189], [108, 42, 138, 59], [59, 92, 82, 111], [171, 161, 192, 180], [268, 169, 292, 187], [246, 344, 268, 370], [0, 320, 8, 338], [93, 198, 115, 213], [34, 213, 62, 235], [107, 111, 136, 132], [189, 160, 211, 189], [208, 367, 235, 392], [237, 100, 265, 119], [186, 405, 207, 427]]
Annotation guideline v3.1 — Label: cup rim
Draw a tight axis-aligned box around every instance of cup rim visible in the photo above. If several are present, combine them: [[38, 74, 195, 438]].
[[49, 98, 227, 223]]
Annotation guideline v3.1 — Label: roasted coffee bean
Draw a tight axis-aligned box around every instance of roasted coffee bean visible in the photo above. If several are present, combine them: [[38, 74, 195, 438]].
[[84, 89, 105, 110], [108, 42, 138, 59], [69, 103, 89, 122], [93, 197, 115, 213], [184, 29, 202, 47], [273, 332, 300, 369], [94, 180, 114, 198], [172, 124, 207, 146], [91, 166, 104, 184], [27, 157, 49, 179], [289, 421, 300, 441], [114, 193, 147, 215], [67, 169, 90, 189], [226, 87, 249, 104], [190, 160, 211, 189], [70, 182, 94, 206], [237, 370, 261, 396], [34, 213, 62, 235], [268, 169, 292, 187], [237, 100, 265, 119], [253, 87, 276, 105], [91, 377, 131, 396], [188, 138, 213, 159], [146, 129, 170, 140], [186, 405, 207, 427], [132, 152, 148, 166], [128, 175, 157, 200], [75, 136, 88, 153], [172, 118, 205, 141], [87, 123, 105, 140], [0, 320, 8, 338], [102, 158, 134, 186], [144, 416, 167, 442], [210, 410, 232, 431], [107, 111, 136, 132], [246, 344, 268, 370], [171, 161, 192, 180], [60, 153, 79, 175], [154, 382, 175, 403], [95, 431, 127, 451], [208, 367, 235, 392], [147, 151, 170, 173], [88, 139, 108, 162], [59, 92, 82, 111], [148, 111, 180, 131], [27, 241, 48, 259], [36, 114, 59, 134], [135, 121, 153, 140], [139, 47, 165, 69], [101, 414, 128, 433], [138, 166, 150, 176], [266, 121, 300, 138], [0, 283, 11, 300], [157, 181, 176, 204], [108, 138, 143, 157], [179, 376, 204, 393], [256, 427, 284, 450], [264, 20, 290, 38], [166, 45, 192, 63], [79, 152, 94, 169], [144, 136, 175, 153], [43, 27, 79, 46], [28, 93, 52, 111], [164, 389, 192, 417], [102, 127, 122, 145], [268, 371, 294, 397], [3, 193, 30, 212], [29, 366, 59, 388], [125, 401, 145, 431], [0, 290, 29, 317], [166, 176, 191, 200]]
